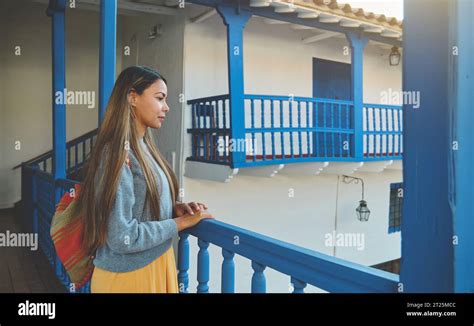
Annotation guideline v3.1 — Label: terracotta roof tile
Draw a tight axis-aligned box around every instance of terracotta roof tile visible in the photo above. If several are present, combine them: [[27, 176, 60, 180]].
[[275, 0, 403, 32]]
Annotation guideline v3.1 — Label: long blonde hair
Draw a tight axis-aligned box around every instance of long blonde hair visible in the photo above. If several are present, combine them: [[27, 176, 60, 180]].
[[74, 66, 179, 256]]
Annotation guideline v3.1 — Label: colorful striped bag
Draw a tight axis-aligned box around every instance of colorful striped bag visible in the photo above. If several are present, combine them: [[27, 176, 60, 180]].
[[50, 184, 94, 290]]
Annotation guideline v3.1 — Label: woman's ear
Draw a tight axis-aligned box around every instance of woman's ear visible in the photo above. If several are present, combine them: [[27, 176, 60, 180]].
[[128, 90, 137, 107]]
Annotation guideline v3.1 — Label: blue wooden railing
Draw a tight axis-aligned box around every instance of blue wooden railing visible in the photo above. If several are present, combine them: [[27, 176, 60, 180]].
[[65, 129, 98, 177], [187, 95, 403, 168], [17, 129, 98, 177], [178, 219, 399, 293], [188, 95, 232, 165], [363, 104, 403, 161], [244, 94, 355, 165]]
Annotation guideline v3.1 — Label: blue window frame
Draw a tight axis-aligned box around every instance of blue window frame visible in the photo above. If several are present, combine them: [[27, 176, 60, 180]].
[[389, 182, 403, 233]]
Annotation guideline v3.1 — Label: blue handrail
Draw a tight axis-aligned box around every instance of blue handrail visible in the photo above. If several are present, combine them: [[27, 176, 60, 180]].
[[245, 94, 354, 105], [178, 219, 399, 293]]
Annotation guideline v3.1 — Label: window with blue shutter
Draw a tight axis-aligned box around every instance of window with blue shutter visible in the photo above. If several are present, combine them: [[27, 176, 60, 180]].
[[389, 182, 403, 233]]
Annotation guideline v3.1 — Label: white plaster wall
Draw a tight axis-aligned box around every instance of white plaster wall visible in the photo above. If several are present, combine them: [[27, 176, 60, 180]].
[[182, 8, 403, 293]]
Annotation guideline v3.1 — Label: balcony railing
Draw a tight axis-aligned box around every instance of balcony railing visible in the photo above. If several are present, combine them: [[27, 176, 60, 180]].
[[188, 95, 231, 165], [363, 104, 403, 160], [178, 219, 399, 293], [187, 95, 403, 168], [16, 129, 98, 178]]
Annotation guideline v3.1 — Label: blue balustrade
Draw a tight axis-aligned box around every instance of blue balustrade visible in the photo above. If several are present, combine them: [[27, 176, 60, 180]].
[[187, 94, 402, 167], [243, 94, 354, 164], [187, 95, 232, 165], [66, 130, 97, 178], [363, 104, 403, 160], [183, 219, 399, 293], [24, 128, 98, 178]]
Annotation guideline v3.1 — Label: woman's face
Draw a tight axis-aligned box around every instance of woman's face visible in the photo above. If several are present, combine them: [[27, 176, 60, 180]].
[[131, 79, 169, 131]]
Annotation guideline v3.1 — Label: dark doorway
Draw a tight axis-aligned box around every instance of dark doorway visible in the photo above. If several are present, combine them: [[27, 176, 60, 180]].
[[312, 58, 353, 158], [312, 58, 352, 100]]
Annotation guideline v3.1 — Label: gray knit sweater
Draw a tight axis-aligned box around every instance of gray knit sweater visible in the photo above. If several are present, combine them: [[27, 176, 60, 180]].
[[92, 138, 177, 273]]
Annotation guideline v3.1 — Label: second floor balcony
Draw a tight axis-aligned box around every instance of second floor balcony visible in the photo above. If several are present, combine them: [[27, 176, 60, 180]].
[[186, 93, 403, 180]]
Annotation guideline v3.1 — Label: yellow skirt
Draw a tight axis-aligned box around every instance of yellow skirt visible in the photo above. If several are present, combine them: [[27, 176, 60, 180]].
[[91, 247, 179, 293]]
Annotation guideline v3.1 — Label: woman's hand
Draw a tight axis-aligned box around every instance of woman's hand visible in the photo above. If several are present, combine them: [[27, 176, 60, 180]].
[[175, 201, 208, 217], [174, 210, 214, 232]]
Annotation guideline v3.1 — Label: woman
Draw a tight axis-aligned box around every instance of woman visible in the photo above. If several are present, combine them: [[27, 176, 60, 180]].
[[74, 66, 213, 293]]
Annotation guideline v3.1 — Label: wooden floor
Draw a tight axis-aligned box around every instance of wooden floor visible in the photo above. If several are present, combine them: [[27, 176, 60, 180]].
[[0, 208, 66, 293]]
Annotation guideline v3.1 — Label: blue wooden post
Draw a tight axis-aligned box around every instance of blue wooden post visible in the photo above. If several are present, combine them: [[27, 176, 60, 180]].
[[251, 261, 266, 293], [99, 0, 117, 123], [221, 249, 235, 293], [47, 0, 67, 279], [401, 0, 453, 292], [346, 32, 368, 160], [449, 0, 474, 292], [216, 5, 252, 168], [47, 0, 67, 184], [178, 233, 190, 293], [291, 276, 307, 294], [197, 239, 210, 293]]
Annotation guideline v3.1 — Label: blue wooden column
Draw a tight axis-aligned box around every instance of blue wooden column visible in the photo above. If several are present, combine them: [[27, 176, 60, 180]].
[[47, 0, 67, 281], [448, 0, 474, 292], [401, 0, 453, 292], [216, 4, 252, 168], [99, 0, 117, 123], [345, 32, 368, 160], [47, 0, 67, 185]]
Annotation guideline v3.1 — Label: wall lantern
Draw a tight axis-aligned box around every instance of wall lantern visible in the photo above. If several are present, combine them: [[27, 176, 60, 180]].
[[389, 46, 401, 66], [342, 175, 370, 222]]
